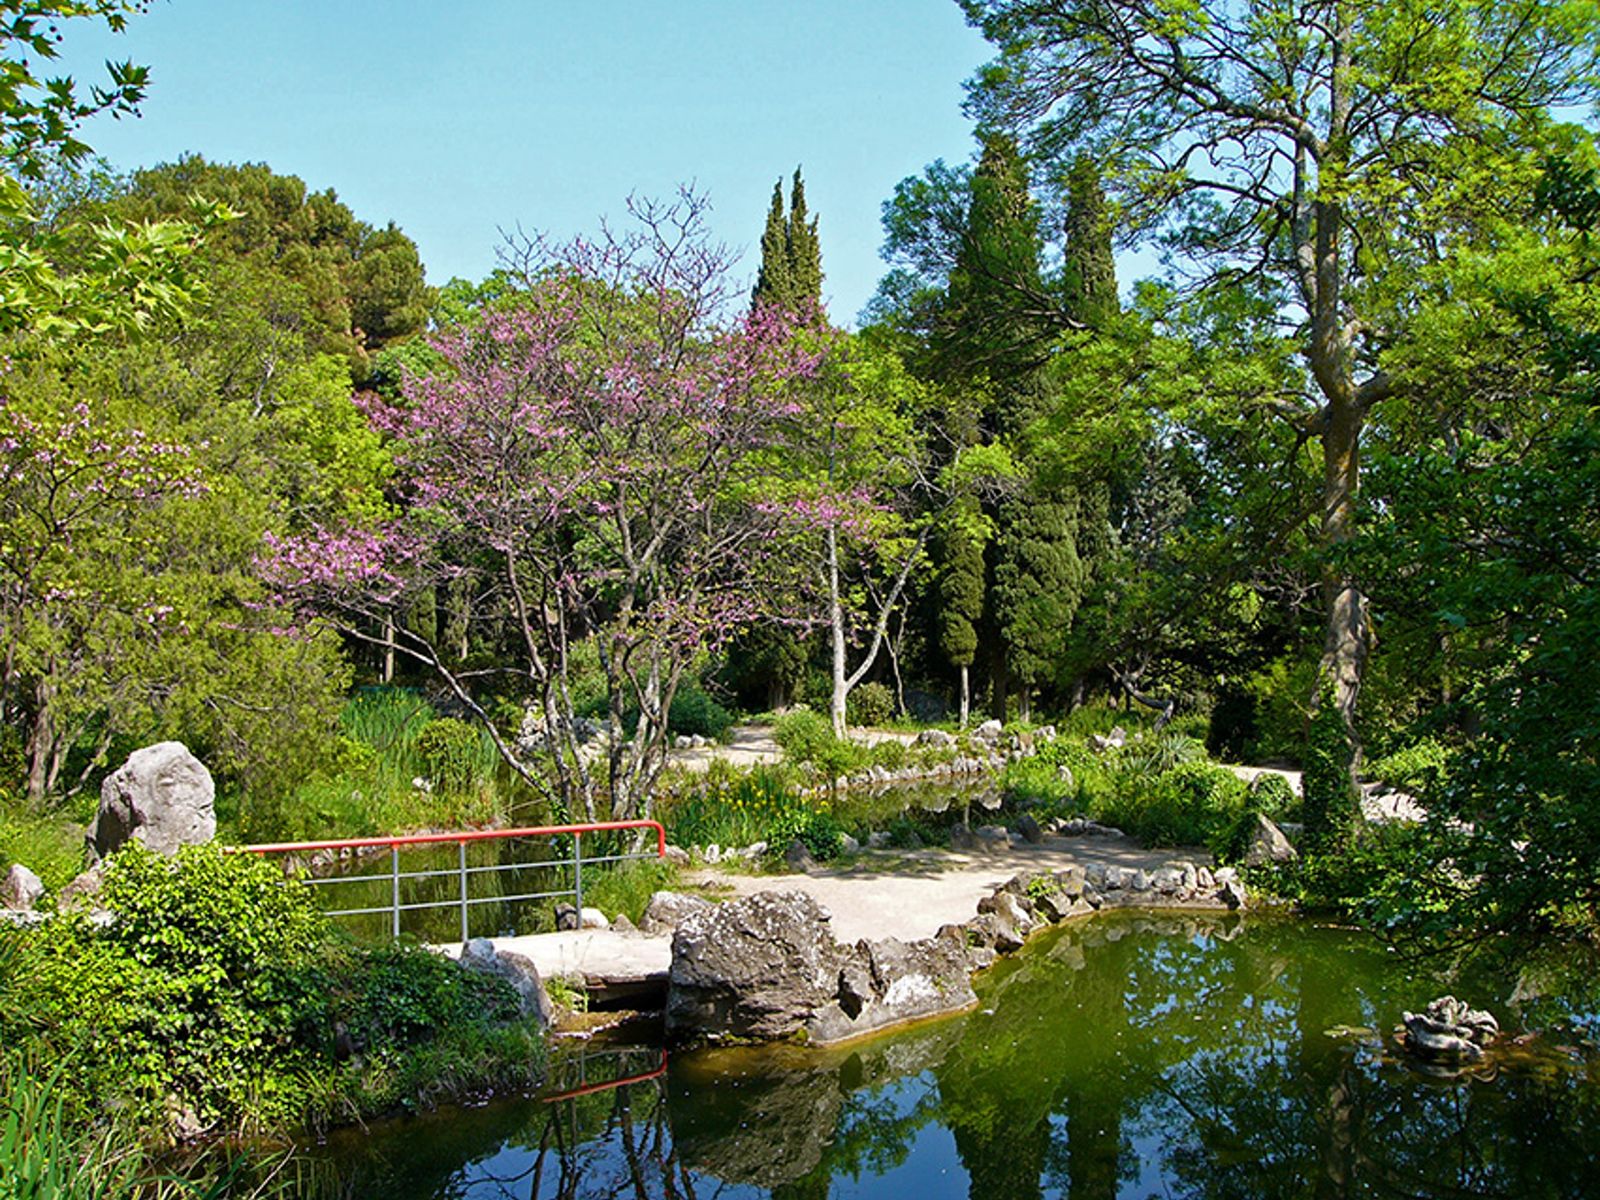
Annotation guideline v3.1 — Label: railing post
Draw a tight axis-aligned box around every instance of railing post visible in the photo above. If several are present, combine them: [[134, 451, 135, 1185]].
[[459, 839, 470, 944], [573, 831, 583, 917], [390, 846, 400, 939]]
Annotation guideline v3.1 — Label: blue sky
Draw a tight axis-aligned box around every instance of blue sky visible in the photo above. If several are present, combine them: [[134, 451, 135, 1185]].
[[57, 1, 1004, 325]]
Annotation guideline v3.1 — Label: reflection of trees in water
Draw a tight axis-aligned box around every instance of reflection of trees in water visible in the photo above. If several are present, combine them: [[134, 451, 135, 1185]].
[[311, 916, 1600, 1199], [1158, 1046, 1600, 1199]]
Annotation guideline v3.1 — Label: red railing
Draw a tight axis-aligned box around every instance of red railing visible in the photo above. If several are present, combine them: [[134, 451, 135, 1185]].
[[241, 819, 666, 943], [541, 1049, 669, 1103]]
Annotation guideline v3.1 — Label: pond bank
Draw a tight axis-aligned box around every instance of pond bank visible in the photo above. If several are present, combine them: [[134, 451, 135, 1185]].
[[311, 912, 1600, 1199]]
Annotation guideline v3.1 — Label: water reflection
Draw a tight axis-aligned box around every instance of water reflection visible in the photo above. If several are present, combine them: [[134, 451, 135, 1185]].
[[312, 915, 1600, 1199]]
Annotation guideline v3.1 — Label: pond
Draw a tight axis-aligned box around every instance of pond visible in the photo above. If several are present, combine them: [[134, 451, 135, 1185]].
[[306, 912, 1600, 1198]]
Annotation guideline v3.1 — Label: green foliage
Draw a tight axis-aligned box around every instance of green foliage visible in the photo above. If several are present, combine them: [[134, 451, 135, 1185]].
[[412, 718, 494, 795], [658, 763, 807, 849], [1301, 682, 1359, 853], [936, 498, 987, 673], [767, 804, 847, 862], [846, 681, 895, 727], [658, 763, 850, 861], [1253, 823, 1468, 938], [1366, 738, 1452, 796], [580, 857, 680, 925], [1248, 772, 1298, 819], [1240, 656, 1317, 763], [0, 1047, 247, 1200], [2, 841, 539, 1138], [1098, 760, 1249, 849], [1001, 757, 1077, 809], [104, 155, 429, 376], [864, 737, 910, 772], [751, 167, 822, 315], [1113, 732, 1206, 781], [247, 690, 513, 842], [1061, 156, 1118, 328], [668, 685, 735, 740], [0, 808, 83, 890], [773, 709, 864, 779]]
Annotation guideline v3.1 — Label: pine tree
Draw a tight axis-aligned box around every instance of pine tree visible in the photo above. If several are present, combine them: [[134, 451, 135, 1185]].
[[752, 168, 823, 316]]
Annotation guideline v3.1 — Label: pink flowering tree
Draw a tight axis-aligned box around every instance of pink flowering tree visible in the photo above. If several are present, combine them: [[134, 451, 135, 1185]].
[[0, 378, 203, 800], [269, 192, 821, 822]]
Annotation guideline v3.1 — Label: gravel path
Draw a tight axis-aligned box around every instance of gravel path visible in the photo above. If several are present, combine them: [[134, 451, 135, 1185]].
[[478, 833, 1205, 986], [689, 833, 1194, 944]]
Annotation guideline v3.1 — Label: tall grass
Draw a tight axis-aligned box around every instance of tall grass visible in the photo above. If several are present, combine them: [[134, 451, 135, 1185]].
[[239, 688, 515, 842], [657, 763, 816, 849]]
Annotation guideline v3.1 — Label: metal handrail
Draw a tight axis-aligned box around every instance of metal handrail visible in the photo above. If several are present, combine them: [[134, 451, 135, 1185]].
[[541, 1049, 669, 1103], [240, 820, 666, 943]]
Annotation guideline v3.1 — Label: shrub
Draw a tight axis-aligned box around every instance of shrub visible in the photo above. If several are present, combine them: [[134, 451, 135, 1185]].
[[668, 685, 735, 740], [1367, 737, 1452, 795], [1249, 771, 1299, 818], [1113, 732, 1206, 781], [846, 682, 895, 727], [865, 739, 910, 771], [1001, 759, 1076, 810], [767, 804, 847, 861], [773, 710, 863, 780], [3, 842, 530, 1135], [1097, 761, 1248, 849], [1033, 737, 1114, 808], [413, 717, 494, 794]]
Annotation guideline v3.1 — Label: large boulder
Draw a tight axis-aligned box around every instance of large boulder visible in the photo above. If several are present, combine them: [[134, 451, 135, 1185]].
[[667, 891, 842, 1043], [1242, 813, 1298, 867], [2, 864, 44, 912], [87, 742, 215, 863], [639, 889, 711, 934], [808, 931, 977, 1043], [666, 890, 978, 1046], [972, 719, 1004, 743], [459, 937, 553, 1026]]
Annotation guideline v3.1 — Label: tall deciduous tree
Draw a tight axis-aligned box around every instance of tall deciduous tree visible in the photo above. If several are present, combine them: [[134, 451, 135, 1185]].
[[962, 0, 1600, 798], [272, 192, 821, 823]]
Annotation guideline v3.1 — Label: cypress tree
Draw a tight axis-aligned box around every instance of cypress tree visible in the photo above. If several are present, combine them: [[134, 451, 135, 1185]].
[[752, 180, 793, 309], [937, 501, 987, 727], [1062, 156, 1118, 327], [752, 167, 823, 316], [786, 167, 823, 307], [942, 133, 1045, 380]]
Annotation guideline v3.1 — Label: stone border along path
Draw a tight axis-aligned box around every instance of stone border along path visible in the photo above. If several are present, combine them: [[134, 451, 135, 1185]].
[[468, 830, 1219, 997]]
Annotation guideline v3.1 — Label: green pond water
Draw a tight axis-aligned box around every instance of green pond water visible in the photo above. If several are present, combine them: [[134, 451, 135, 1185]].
[[305, 912, 1600, 1199]]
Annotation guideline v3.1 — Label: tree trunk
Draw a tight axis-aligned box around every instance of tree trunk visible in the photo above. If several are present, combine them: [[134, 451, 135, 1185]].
[[382, 616, 396, 683], [959, 663, 970, 729], [1315, 383, 1370, 789], [828, 526, 849, 738], [1018, 686, 1031, 724], [24, 679, 54, 805]]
